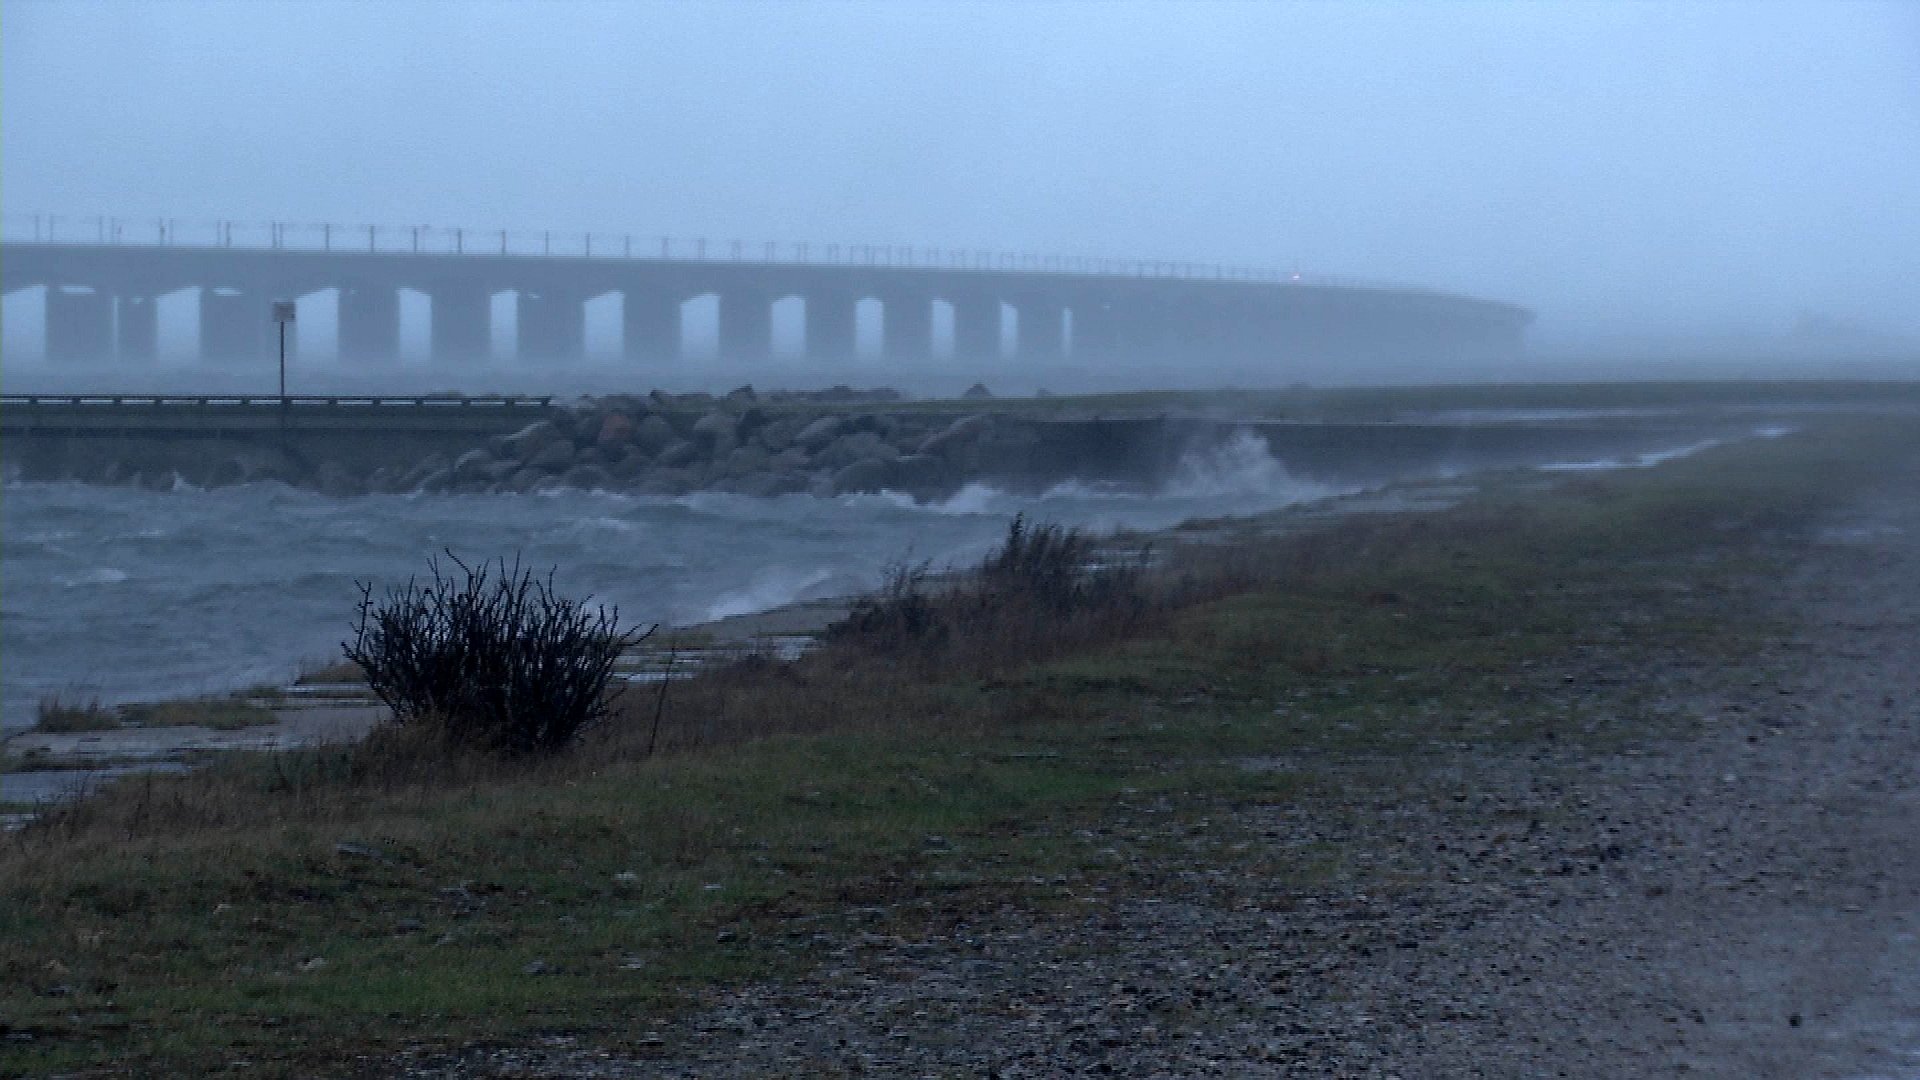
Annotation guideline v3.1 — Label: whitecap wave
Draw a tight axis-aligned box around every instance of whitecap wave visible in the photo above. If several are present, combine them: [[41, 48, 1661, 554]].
[[700, 567, 838, 622], [1164, 430, 1328, 499], [1539, 438, 1725, 472], [56, 566, 129, 587]]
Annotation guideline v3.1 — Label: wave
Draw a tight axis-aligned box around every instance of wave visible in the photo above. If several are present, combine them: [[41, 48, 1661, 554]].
[[1164, 429, 1332, 500], [699, 567, 840, 622], [55, 566, 129, 587]]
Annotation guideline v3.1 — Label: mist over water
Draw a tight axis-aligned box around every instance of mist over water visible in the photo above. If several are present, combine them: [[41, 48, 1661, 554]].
[[0, 433, 1331, 733]]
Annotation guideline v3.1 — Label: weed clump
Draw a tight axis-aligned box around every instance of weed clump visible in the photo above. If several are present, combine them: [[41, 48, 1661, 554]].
[[829, 515, 1152, 671], [345, 554, 650, 755], [32, 696, 119, 733]]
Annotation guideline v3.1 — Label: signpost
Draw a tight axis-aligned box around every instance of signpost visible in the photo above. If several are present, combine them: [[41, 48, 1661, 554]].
[[272, 301, 296, 444], [271, 301, 296, 400]]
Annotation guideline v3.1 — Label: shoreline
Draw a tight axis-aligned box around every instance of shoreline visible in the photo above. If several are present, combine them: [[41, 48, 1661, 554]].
[[4, 410, 1917, 1074], [1, 470, 1487, 799]]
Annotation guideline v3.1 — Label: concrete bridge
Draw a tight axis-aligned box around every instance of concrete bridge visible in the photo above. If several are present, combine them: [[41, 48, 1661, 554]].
[[0, 221, 1531, 371]]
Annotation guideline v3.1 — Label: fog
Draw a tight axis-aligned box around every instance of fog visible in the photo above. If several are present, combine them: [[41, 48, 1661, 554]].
[[3, 1, 1916, 387]]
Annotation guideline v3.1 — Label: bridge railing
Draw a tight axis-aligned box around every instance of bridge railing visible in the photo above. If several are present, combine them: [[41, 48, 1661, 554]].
[[0, 213, 1400, 289], [1, 394, 555, 409]]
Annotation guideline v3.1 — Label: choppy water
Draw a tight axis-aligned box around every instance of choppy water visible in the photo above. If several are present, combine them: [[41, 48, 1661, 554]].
[[1, 432, 1331, 733]]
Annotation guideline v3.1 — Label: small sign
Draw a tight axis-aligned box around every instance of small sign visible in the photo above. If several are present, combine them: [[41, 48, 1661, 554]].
[[272, 301, 297, 323]]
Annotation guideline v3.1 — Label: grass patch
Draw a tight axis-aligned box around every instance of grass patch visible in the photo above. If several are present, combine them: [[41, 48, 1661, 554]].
[[2, 412, 1914, 1075], [120, 698, 279, 731], [29, 694, 280, 734], [32, 696, 121, 733]]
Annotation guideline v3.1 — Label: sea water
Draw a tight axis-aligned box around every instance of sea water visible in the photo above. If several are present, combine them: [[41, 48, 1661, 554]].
[[0, 432, 1326, 734]]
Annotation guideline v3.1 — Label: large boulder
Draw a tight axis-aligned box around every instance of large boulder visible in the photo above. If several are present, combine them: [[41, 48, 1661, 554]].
[[527, 439, 576, 471], [452, 447, 495, 482], [793, 415, 843, 451], [608, 447, 652, 480], [769, 446, 811, 472], [365, 465, 407, 494], [561, 464, 613, 490], [630, 414, 677, 455], [830, 457, 895, 495], [818, 431, 900, 470], [889, 453, 954, 497], [654, 438, 700, 468], [595, 411, 636, 453], [691, 409, 739, 453], [498, 419, 561, 460], [721, 444, 772, 478], [918, 413, 993, 458], [756, 415, 803, 452]]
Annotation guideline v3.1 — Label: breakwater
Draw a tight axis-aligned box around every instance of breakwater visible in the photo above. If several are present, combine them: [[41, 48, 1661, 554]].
[[0, 390, 1722, 498]]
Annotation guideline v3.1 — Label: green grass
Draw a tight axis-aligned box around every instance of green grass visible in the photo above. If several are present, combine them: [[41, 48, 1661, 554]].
[[3, 410, 1914, 1076]]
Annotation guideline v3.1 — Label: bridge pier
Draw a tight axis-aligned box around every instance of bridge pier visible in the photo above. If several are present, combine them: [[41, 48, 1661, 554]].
[[1107, 295, 1176, 363], [115, 294, 159, 362], [46, 287, 114, 363], [200, 287, 267, 365], [518, 290, 584, 362], [622, 290, 680, 364], [338, 285, 400, 366], [1069, 299, 1120, 360], [1014, 298, 1065, 361], [718, 290, 771, 364], [950, 294, 1001, 365], [804, 291, 857, 362], [429, 287, 491, 363], [882, 294, 932, 362]]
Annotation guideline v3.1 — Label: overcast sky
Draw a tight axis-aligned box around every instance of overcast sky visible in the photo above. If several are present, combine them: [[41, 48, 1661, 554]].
[[4, 0, 1916, 348]]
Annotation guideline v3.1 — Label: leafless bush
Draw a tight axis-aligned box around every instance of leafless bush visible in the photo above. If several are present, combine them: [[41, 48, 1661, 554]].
[[344, 553, 651, 755]]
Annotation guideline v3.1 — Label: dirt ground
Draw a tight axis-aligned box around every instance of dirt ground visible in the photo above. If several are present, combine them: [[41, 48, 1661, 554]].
[[384, 465, 1920, 1078]]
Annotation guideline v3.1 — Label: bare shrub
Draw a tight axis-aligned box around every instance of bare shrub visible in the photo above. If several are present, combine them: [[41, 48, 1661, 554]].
[[344, 553, 650, 755]]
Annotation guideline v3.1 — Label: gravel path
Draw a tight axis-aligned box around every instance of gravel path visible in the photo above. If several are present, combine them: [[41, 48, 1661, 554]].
[[398, 475, 1920, 1079]]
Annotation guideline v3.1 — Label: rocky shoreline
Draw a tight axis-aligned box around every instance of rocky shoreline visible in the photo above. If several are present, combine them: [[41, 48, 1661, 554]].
[[431, 388, 1001, 501]]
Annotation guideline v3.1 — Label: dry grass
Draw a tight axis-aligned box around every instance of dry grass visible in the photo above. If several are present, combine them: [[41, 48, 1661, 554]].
[[31, 696, 120, 733]]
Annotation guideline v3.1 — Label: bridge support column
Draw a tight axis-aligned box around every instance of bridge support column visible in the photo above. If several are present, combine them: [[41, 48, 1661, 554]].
[[1014, 299, 1065, 361], [200, 287, 267, 365], [622, 289, 680, 364], [718, 289, 771, 364], [1107, 295, 1172, 364], [114, 294, 159, 362], [339, 285, 400, 365], [950, 294, 1000, 365], [518, 290, 584, 362], [430, 288, 491, 363], [46, 287, 114, 363], [1069, 300, 1120, 360], [882, 294, 931, 362], [804, 291, 856, 362]]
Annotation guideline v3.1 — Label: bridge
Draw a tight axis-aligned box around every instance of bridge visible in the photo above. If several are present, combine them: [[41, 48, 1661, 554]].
[[0, 218, 1532, 371]]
